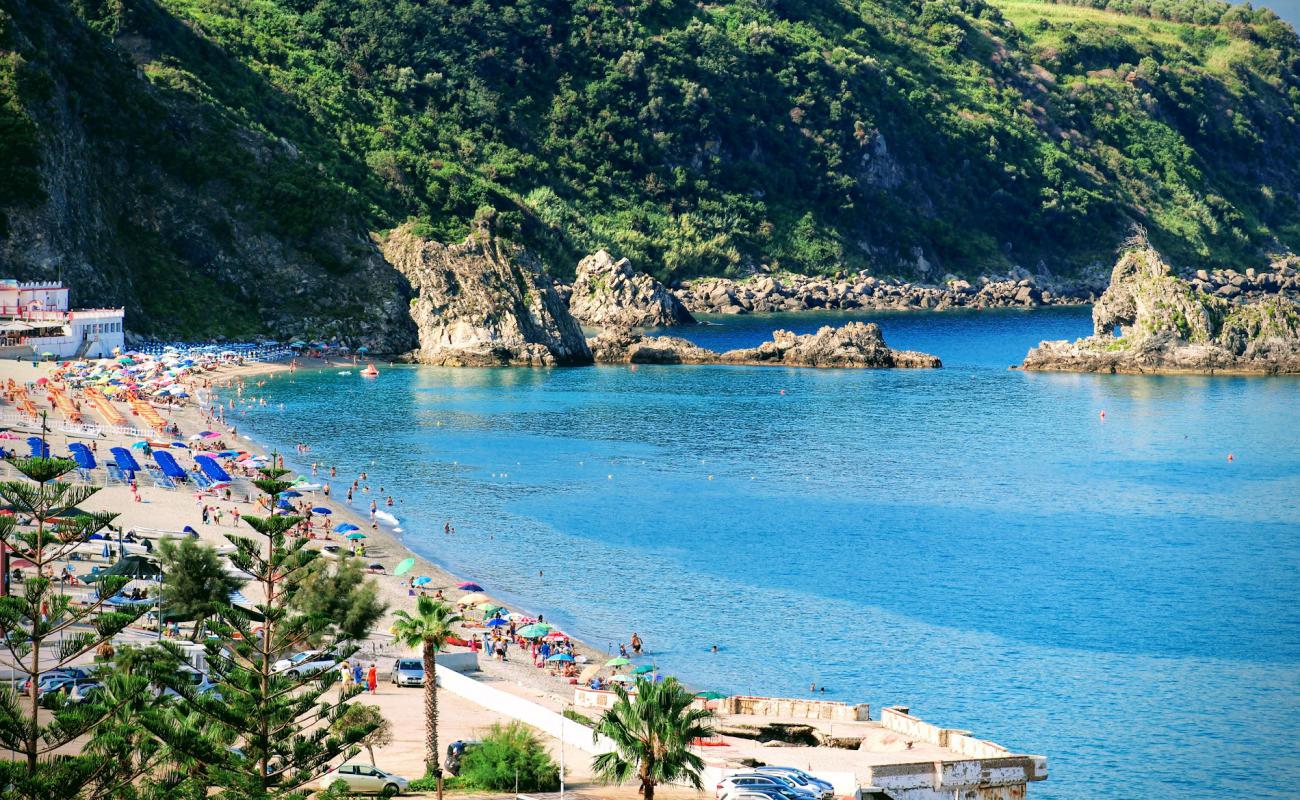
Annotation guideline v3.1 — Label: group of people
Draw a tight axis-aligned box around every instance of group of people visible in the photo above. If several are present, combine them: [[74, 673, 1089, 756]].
[[340, 660, 379, 693]]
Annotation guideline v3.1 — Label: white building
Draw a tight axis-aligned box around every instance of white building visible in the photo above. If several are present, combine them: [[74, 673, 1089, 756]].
[[0, 280, 125, 358]]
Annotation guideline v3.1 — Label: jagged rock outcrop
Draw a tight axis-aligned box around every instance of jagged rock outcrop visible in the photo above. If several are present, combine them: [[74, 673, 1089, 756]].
[[567, 251, 696, 327], [381, 223, 593, 366], [589, 321, 940, 369], [673, 271, 1104, 314], [587, 327, 719, 364], [1021, 245, 1300, 374], [719, 322, 941, 368]]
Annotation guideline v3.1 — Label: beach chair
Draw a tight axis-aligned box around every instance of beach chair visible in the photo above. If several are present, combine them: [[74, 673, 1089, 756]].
[[106, 465, 124, 485]]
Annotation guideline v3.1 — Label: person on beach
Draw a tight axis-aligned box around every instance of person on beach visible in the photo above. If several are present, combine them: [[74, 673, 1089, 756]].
[[366, 664, 377, 693], [341, 661, 353, 690], [352, 662, 363, 687], [631, 632, 643, 654]]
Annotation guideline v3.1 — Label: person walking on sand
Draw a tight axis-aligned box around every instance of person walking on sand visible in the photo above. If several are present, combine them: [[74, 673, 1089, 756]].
[[352, 661, 363, 688], [366, 664, 378, 693], [341, 660, 353, 690]]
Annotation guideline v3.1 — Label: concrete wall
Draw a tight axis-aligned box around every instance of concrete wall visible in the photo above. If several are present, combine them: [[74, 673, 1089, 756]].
[[434, 664, 615, 755], [724, 695, 869, 721], [436, 652, 479, 674]]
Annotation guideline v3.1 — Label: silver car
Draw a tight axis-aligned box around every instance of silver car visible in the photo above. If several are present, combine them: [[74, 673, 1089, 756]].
[[390, 658, 424, 687]]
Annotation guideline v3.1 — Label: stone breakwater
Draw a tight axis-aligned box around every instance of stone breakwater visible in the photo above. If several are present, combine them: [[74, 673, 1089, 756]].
[[671, 273, 1099, 314], [1020, 244, 1300, 375], [588, 322, 941, 369]]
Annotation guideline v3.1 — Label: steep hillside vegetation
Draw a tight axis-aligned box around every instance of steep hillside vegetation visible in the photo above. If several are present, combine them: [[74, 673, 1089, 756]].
[[0, 0, 1297, 339]]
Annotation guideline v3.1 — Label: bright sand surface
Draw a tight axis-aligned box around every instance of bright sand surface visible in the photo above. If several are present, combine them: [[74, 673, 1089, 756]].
[[0, 356, 679, 797]]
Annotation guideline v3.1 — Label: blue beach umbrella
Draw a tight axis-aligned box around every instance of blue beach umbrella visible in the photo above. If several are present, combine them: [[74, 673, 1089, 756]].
[[485, 617, 509, 628], [279, 490, 302, 498], [335, 523, 360, 533], [276, 500, 293, 509], [311, 507, 332, 515], [546, 653, 574, 663], [412, 576, 432, 587]]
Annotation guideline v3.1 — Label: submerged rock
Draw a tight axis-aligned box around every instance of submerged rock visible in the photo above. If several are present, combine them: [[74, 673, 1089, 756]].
[[1021, 241, 1300, 374], [381, 223, 592, 366], [589, 321, 941, 369], [567, 251, 696, 327]]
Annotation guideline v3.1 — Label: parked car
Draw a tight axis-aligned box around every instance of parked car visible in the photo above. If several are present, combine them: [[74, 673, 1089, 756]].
[[160, 666, 222, 700], [272, 650, 339, 677], [23, 666, 97, 695], [717, 774, 820, 800], [754, 767, 836, 799], [719, 784, 808, 800], [38, 677, 103, 708], [317, 763, 409, 796], [390, 658, 424, 687]]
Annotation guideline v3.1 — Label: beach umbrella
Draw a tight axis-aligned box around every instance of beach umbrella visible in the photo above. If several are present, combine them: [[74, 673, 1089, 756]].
[[457, 582, 483, 591], [356, 346, 369, 353], [485, 617, 509, 628], [507, 612, 530, 622], [546, 653, 574, 663], [631, 665, 654, 675], [412, 576, 432, 587], [605, 657, 630, 668], [460, 592, 489, 605], [479, 605, 505, 618], [344, 532, 366, 540], [516, 623, 551, 639], [394, 557, 416, 576], [130, 441, 149, 449], [279, 490, 302, 498], [543, 631, 568, 640], [696, 691, 728, 700], [368, 562, 385, 572], [276, 500, 293, 509], [10, 558, 35, 569], [335, 523, 359, 533], [311, 507, 332, 515], [85, 554, 162, 582], [609, 674, 635, 683]]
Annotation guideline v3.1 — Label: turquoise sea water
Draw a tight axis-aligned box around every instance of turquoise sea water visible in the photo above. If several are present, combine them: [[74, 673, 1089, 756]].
[[229, 307, 1300, 800]]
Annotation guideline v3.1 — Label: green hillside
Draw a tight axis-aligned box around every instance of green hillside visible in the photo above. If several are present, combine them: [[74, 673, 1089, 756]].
[[0, 0, 1297, 337]]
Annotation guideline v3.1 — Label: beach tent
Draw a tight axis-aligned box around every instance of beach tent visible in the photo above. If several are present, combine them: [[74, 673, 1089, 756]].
[[68, 443, 96, 470], [111, 447, 141, 475], [194, 455, 232, 483], [153, 450, 188, 480], [85, 554, 162, 582]]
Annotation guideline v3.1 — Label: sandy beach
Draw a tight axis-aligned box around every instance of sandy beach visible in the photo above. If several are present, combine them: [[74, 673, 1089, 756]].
[[0, 353, 659, 793]]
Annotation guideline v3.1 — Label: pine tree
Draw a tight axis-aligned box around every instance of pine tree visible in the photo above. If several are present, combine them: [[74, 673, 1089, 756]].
[[0, 443, 156, 800], [166, 455, 381, 799]]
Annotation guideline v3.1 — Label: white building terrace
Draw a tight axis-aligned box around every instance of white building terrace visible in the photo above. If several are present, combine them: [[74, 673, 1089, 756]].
[[0, 280, 125, 359]]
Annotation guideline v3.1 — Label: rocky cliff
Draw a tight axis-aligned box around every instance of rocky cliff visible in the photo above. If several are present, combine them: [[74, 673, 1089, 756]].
[[588, 321, 940, 369], [381, 223, 592, 367], [567, 252, 695, 327], [1021, 244, 1300, 374]]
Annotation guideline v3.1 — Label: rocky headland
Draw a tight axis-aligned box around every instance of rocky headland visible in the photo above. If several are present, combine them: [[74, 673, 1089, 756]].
[[588, 322, 941, 369], [565, 251, 696, 327], [381, 223, 592, 366], [1020, 244, 1300, 375]]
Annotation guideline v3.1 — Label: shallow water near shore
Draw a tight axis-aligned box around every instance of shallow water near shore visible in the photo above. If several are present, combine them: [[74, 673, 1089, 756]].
[[230, 307, 1300, 800]]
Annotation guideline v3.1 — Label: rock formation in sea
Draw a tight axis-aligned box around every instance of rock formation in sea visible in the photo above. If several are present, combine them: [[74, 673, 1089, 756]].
[[566, 251, 696, 327], [589, 321, 941, 369], [1020, 242, 1300, 374], [380, 222, 593, 366]]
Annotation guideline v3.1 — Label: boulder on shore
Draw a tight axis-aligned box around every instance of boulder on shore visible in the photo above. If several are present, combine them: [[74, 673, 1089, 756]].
[[381, 222, 592, 366], [568, 251, 696, 327], [1020, 241, 1300, 374], [589, 321, 941, 369]]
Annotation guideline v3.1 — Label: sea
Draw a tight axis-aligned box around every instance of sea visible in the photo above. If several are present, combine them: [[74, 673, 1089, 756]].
[[224, 306, 1300, 800]]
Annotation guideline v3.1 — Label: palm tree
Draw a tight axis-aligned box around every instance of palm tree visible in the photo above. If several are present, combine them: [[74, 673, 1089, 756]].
[[592, 677, 715, 800], [391, 596, 462, 779]]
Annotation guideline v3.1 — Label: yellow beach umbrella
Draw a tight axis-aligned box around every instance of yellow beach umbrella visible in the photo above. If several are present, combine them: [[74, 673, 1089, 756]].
[[460, 592, 489, 605]]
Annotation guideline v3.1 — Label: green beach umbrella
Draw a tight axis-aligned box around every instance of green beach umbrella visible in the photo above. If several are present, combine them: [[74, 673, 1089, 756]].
[[394, 557, 416, 576], [516, 623, 551, 639], [605, 656, 630, 668], [480, 604, 505, 617], [631, 664, 654, 675], [344, 532, 366, 540]]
